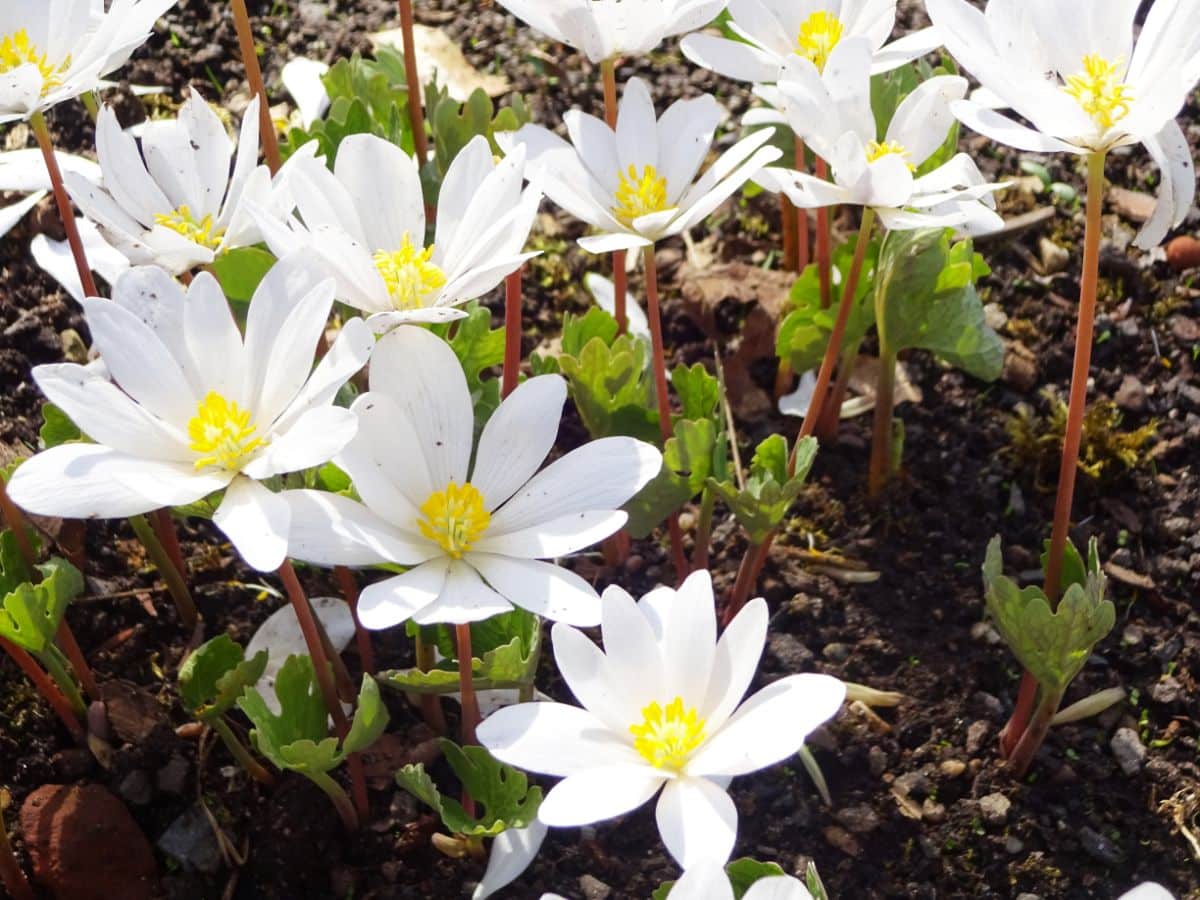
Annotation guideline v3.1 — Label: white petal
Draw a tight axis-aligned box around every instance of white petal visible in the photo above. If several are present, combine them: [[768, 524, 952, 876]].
[[655, 777, 737, 869], [366, 308, 469, 331], [656, 95, 723, 205], [411, 560, 514, 626], [358, 559, 449, 630], [93, 104, 169, 224], [680, 33, 781, 84], [539, 766, 666, 827], [949, 101, 1081, 154], [281, 57, 330, 128], [336, 391, 431, 527], [615, 78, 659, 177], [472, 510, 628, 559], [472, 819, 548, 900], [334, 134, 424, 252], [743, 876, 815, 900], [584, 272, 650, 340], [467, 554, 603, 626], [271, 316, 373, 434], [668, 863, 736, 900], [470, 375, 566, 510], [179, 88, 234, 219], [244, 406, 359, 479], [1136, 121, 1195, 250], [700, 597, 768, 730], [640, 570, 717, 706], [551, 621, 644, 734], [0, 190, 44, 240], [183, 271, 245, 402], [688, 674, 846, 777], [478, 701, 645, 778], [212, 476, 291, 572], [599, 584, 666, 707], [885, 75, 967, 167], [577, 231, 653, 254], [283, 489, 435, 567], [253, 277, 336, 426]]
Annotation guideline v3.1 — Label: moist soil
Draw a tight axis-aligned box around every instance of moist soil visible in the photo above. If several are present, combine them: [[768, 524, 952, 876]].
[[2, 1, 1199, 898]]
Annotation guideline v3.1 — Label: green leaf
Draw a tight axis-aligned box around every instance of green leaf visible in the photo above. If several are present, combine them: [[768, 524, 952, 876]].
[[652, 858, 788, 900], [561, 307, 619, 358], [396, 739, 542, 837], [212, 247, 277, 302], [671, 363, 720, 422], [378, 624, 540, 695], [708, 436, 818, 544], [238, 654, 335, 774], [558, 334, 660, 443], [0, 557, 83, 655], [982, 537, 1115, 695], [342, 675, 388, 754], [1040, 536, 1097, 596], [875, 228, 1003, 382], [317, 461, 354, 495], [0, 528, 40, 593], [623, 418, 718, 539], [39, 402, 81, 448], [178, 634, 268, 719]]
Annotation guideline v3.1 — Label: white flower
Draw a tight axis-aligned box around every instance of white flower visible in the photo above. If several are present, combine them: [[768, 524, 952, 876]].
[[7, 253, 373, 572], [925, 0, 1200, 248], [583, 272, 650, 341], [496, 0, 728, 64], [751, 40, 1005, 234], [31, 216, 130, 303], [681, 0, 940, 84], [473, 820, 549, 900], [665, 861, 814, 900], [0, 147, 100, 239], [281, 57, 330, 129], [282, 325, 662, 628], [504, 77, 781, 255], [1119, 886, 1174, 900], [62, 89, 272, 276], [0, 0, 177, 124], [478, 570, 846, 869], [254, 133, 540, 333]]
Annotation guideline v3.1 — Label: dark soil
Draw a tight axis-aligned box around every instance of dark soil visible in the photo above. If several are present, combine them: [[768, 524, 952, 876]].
[[2, 1, 1199, 899]]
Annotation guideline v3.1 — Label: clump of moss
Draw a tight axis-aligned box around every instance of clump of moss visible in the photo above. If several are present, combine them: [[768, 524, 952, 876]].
[[1006, 390, 1157, 490]]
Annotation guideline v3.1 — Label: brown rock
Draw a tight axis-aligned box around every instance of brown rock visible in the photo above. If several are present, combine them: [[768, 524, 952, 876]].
[[1001, 342, 1039, 392], [1113, 374, 1146, 413], [1166, 235, 1200, 272], [1109, 187, 1156, 223], [20, 785, 157, 900]]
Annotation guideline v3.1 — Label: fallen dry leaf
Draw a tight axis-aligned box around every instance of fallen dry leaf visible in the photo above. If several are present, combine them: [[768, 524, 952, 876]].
[[372, 25, 510, 101]]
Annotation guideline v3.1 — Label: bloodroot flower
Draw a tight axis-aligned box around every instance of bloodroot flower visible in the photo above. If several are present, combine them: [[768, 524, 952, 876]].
[[282, 325, 662, 628], [478, 571, 846, 869], [8, 254, 372, 572]]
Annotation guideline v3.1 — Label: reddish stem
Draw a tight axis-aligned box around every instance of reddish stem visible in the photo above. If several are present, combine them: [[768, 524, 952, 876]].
[[455, 622, 479, 818], [335, 566, 375, 674], [723, 540, 770, 628], [230, 0, 281, 173], [55, 621, 99, 701], [0, 637, 85, 742], [30, 111, 98, 299], [398, 0, 430, 169], [151, 508, 188, 587], [502, 268, 523, 398]]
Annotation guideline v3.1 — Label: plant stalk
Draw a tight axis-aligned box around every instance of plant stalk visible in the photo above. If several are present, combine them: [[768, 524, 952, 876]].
[[1000, 151, 1107, 759], [795, 138, 810, 270], [601, 57, 628, 335], [503, 268, 523, 398], [454, 622, 479, 819], [0, 805, 34, 900], [230, 0, 282, 173], [0, 636, 85, 741], [723, 540, 769, 627], [781, 193, 798, 273], [643, 245, 688, 582], [309, 770, 360, 831], [55, 621, 99, 701], [335, 566, 375, 674], [814, 339, 860, 441], [0, 475, 37, 579], [691, 487, 716, 571], [397, 0, 430, 169], [814, 157, 833, 309], [867, 350, 899, 496], [40, 646, 86, 717], [30, 110, 99, 299], [151, 508, 188, 589], [128, 514, 198, 629], [210, 715, 276, 786], [1007, 686, 1065, 778], [414, 629, 447, 734]]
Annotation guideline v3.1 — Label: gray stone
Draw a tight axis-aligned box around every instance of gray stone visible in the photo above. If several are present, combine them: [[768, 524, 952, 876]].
[[868, 746, 888, 777], [117, 770, 153, 806], [835, 805, 881, 834], [157, 805, 222, 874], [1110, 727, 1146, 776], [979, 792, 1011, 827], [1079, 826, 1123, 867], [966, 720, 991, 755], [1114, 375, 1147, 413], [1006, 837, 1025, 855], [894, 771, 932, 800], [579, 874, 612, 900], [1151, 676, 1182, 705]]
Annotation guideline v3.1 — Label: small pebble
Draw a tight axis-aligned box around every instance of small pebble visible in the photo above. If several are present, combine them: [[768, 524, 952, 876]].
[[579, 874, 612, 900], [979, 792, 1011, 827], [1006, 837, 1025, 855], [922, 799, 946, 824], [835, 805, 880, 834], [966, 720, 991, 755], [939, 759, 966, 779], [868, 746, 888, 777], [1110, 727, 1146, 776], [822, 642, 851, 663], [1079, 826, 1124, 867]]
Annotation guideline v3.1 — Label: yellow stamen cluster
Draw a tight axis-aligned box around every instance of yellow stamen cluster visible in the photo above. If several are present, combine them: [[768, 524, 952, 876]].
[[418, 482, 491, 558], [796, 10, 844, 72], [373, 234, 448, 310], [0, 30, 70, 95], [1063, 54, 1133, 131], [865, 139, 915, 170], [154, 205, 227, 249], [612, 164, 671, 225], [188, 392, 265, 472], [629, 697, 706, 771]]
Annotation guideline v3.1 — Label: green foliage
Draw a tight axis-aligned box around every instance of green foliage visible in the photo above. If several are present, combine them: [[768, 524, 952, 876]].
[[279, 47, 414, 166], [395, 739, 541, 838], [708, 435, 819, 544], [427, 84, 531, 181], [0, 549, 83, 656], [558, 332, 661, 444], [178, 634, 268, 720], [982, 537, 1115, 695], [238, 655, 388, 775], [671, 363, 720, 422], [651, 858, 789, 900], [623, 418, 722, 539], [777, 235, 879, 372], [381, 609, 540, 695], [438, 303, 505, 428], [874, 227, 1002, 382], [0, 528, 39, 590], [39, 402, 81, 448], [562, 307, 620, 359], [212, 247, 277, 303]]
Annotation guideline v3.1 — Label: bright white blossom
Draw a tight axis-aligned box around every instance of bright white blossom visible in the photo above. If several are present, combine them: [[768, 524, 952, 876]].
[[926, 0, 1200, 248], [504, 77, 781, 255], [681, 0, 940, 84], [282, 325, 661, 629], [669, 862, 814, 900], [0, 0, 177, 124], [584, 272, 650, 340], [473, 820, 549, 900], [751, 39, 1005, 234], [8, 254, 372, 572], [254, 133, 540, 333], [478, 571, 846, 869], [64, 90, 271, 275], [495, 0, 727, 64]]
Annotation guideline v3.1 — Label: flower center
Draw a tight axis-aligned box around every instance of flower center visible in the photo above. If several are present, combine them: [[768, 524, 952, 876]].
[[417, 481, 490, 559], [612, 164, 671, 225], [796, 10, 844, 72], [1063, 54, 1133, 131], [373, 233, 447, 311], [865, 139, 915, 170], [0, 30, 70, 95], [154, 205, 227, 250], [629, 697, 706, 771], [187, 391, 265, 472]]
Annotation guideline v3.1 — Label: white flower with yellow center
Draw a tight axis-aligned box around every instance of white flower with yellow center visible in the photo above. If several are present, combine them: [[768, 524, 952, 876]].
[[478, 571, 846, 869], [502, 77, 781, 255], [0, 0, 178, 124], [281, 325, 662, 628], [7, 253, 373, 572], [494, 0, 728, 64], [253, 133, 541, 334], [926, 0, 1200, 248], [63, 89, 278, 276], [751, 40, 1006, 234], [681, 0, 942, 86]]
